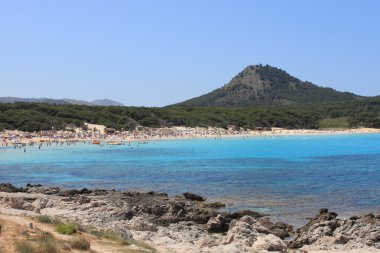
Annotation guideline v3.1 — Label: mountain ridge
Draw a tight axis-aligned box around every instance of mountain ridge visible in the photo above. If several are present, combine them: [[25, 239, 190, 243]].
[[0, 97, 123, 106], [178, 65, 363, 107]]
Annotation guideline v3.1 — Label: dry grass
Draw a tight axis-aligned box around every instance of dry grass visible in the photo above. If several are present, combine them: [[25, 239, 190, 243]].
[[69, 237, 91, 250], [13, 240, 35, 253], [12, 232, 58, 253], [89, 228, 130, 244], [1, 215, 158, 253]]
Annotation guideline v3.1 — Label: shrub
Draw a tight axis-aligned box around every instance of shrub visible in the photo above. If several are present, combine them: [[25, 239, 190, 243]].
[[37, 215, 52, 224], [56, 222, 77, 235], [90, 229, 127, 243], [36, 232, 57, 253], [319, 117, 350, 129], [70, 237, 90, 250]]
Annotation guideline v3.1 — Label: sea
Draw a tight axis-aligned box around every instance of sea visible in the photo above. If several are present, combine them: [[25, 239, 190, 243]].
[[1, 134, 380, 226]]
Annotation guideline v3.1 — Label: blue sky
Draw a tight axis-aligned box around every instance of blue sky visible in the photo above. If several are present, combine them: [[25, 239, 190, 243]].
[[0, 0, 379, 106]]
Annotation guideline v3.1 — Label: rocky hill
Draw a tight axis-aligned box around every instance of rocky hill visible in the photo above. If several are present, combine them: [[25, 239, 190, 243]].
[[91, 98, 124, 106], [179, 65, 361, 107]]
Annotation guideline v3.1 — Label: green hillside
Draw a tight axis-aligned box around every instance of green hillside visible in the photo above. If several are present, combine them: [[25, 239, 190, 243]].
[[179, 65, 361, 107], [0, 65, 379, 132], [1, 98, 380, 132]]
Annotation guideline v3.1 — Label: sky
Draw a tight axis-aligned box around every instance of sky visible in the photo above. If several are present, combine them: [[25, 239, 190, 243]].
[[0, 0, 379, 106]]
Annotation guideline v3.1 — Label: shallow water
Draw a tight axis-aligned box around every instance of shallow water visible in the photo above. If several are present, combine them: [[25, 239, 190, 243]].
[[1, 134, 380, 225]]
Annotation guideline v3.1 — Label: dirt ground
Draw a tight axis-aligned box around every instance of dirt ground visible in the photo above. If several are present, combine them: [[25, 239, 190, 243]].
[[0, 214, 155, 253]]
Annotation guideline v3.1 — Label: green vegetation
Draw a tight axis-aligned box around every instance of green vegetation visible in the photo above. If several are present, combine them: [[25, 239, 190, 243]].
[[35, 232, 58, 253], [0, 98, 380, 132], [37, 215, 52, 224], [56, 222, 77, 235], [89, 229, 129, 243], [88, 228, 157, 252], [179, 65, 359, 107], [8, 220, 156, 253], [1, 65, 379, 132], [319, 117, 350, 129]]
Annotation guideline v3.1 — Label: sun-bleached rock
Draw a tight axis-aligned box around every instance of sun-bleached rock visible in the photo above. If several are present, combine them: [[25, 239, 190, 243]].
[[1, 184, 380, 253], [126, 216, 158, 232], [253, 234, 287, 252], [289, 209, 380, 251]]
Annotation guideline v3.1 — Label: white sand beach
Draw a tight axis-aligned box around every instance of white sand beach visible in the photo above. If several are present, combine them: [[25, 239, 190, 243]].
[[1, 126, 380, 147]]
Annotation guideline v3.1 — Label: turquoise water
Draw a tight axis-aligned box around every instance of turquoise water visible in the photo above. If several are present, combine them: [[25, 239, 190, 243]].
[[1, 134, 380, 225]]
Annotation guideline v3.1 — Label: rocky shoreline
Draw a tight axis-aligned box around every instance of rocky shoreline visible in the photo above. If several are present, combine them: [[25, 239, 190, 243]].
[[0, 183, 379, 252]]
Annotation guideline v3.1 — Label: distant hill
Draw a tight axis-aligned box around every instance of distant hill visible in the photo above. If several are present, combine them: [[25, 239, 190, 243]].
[[179, 65, 361, 107], [0, 97, 123, 106], [62, 99, 94, 106], [0, 97, 69, 105], [91, 99, 124, 106]]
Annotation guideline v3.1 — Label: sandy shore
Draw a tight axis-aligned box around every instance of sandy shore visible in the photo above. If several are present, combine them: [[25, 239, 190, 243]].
[[1, 127, 380, 146]]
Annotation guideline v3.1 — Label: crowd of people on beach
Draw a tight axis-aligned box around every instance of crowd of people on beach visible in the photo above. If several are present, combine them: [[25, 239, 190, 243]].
[[0, 126, 251, 148], [1, 124, 379, 149]]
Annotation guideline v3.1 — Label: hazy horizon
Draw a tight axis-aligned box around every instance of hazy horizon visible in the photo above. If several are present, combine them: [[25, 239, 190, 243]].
[[1, 0, 379, 106]]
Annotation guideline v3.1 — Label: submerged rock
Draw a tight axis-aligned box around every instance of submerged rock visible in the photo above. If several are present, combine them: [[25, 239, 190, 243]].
[[224, 209, 264, 222], [183, 192, 205, 201], [203, 201, 226, 209], [57, 188, 92, 197], [0, 183, 25, 193], [26, 183, 42, 188]]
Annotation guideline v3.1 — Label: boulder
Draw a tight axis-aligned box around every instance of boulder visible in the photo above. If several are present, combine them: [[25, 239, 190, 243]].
[[127, 217, 157, 232], [183, 192, 205, 201], [288, 209, 340, 248], [57, 188, 92, 197], [6, 197, 26, 209], [221, 217, 261, 247], [203, 202, 225, 209], [32, 198, 48, 213], [75, 195, 91, 204], [26, 183, 42, 188], [259, 217, 294, 239], [288, 209, 380, 250], [253, 234, 287, 252], [207, 214, 228, 233]]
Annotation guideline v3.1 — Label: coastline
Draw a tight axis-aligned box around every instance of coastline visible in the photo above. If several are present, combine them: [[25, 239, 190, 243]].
[[1, 183, 379, 253], [1, 126, 380, 146], [2, 127, 380, 252], [2, 127, 380, 229]]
